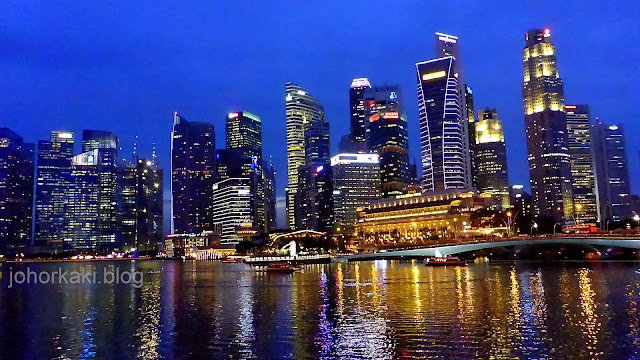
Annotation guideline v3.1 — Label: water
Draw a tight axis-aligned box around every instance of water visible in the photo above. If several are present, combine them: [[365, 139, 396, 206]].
[[1, 260, 640, 359]]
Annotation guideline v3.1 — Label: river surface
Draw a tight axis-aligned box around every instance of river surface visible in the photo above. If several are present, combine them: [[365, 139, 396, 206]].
[[0, 260, 639, 359]]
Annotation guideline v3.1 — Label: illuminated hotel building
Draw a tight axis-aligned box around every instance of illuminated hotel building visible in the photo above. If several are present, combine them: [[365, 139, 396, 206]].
[[285, 83, 324, 229], [171, 113, 216, 234], [34, 131, 75, 248], [355, 189, 491, 243], [349, 78, 371, 144], [364, 85, 410, 197], [0, 128, 34, 249], [211, 178, 253, 244], [474, 109, 510, 210], [416, 57, 466, 191], [522, 28, 573, 221], [592, 122, 632, 222], [434, 32, 473, 189], [565, 105, 598, 222], [331, 153, 380, 230]]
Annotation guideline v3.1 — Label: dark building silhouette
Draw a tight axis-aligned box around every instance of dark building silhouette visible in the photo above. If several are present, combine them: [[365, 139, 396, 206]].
[[349, 78, 371, 144], [171, 113, 216, 234], [0, 128, 34, 250], [522, 28, 573, 221]]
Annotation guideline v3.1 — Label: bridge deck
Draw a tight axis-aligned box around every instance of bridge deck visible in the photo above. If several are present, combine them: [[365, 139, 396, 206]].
[[343, 238, 640, 261]]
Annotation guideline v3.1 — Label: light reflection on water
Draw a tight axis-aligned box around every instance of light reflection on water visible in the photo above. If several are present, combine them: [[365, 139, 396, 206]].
[[1, 261, 640, 359]]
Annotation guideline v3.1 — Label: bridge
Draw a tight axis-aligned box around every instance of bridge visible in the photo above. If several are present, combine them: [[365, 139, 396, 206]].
[[341, 237, 640, 261]]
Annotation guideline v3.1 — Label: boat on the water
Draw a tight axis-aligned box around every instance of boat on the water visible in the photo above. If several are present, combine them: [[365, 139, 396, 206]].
[[266, 263, 302, 273], [222, 257, 242, 263], [423, 256, 466, 266]]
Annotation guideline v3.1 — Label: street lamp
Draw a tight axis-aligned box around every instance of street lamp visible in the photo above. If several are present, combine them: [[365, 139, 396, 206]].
[[634, 214, 640, 229], [531, 222, 538, 236]]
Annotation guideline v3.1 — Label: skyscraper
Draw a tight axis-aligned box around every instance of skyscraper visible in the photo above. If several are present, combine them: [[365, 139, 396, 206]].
[[171, 112, 216, 234], [222, 111, 267, 231], [285, 83, 324, 229], [34, 131, 75, 248], [349, 78, 371, 143], [465, 85, 478, 189], [565, 105, 598, 222], [263, 161, 277, 232], [416, 57, 466, 191], [82, 130, 119, 251], [434, 32, 473, 189], [211, 178, 253, 244], [331, 153, 380, 230], [66, 150, 100, 251], [475, 109, 510, 210], [0, 128, 34, 250], [118, 158, 163, 252], [294, 121, 332, 231], [364, 85, 410, 197], [592, 122, 632, 222], [522, 28, 573, 221]]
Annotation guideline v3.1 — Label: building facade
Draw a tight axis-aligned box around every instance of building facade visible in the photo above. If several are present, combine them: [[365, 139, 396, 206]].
[[349, 78, 371, 144], [211, 178, 254, 244], [355, 189, 492, 244], [592, 122, 632, 222], [416, 57, 467, 191], [565, 105, 598, 222], [331, 153, 380, 230], [0, 128, 34, 250], [118, 158, 163, 252], [34, 131, 75, 248], [285, 83, 324, 229], [474, 109, 510, 210], [434, 32, 473, 189], [82, 130, 119, 250], [364, 85, 410, 197], [223, 111, 267, 230], [522, 28, 573, 221], [171, 113, 216, 234]]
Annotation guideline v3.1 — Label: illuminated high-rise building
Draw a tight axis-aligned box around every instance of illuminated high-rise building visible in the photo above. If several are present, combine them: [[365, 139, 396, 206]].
[[331, 153, 380, 230], [474, 109, 510, 210], [294, 121, 332, 231], [364, 85, 409, 197], [82, 130, 119, 251], [349, 78, 371, 143], [34, 131, 75, 248], [435, 32, 473, 189], [221, 111, 267, 231], [285, 83, 324, 229], [118, 158, 163, 252], [66, 150, 100, 251], [522, 28, 573, 221], [416, 57, 466, 191], [592, 122, 632, 222], [263, 161, 277, 232], [211, 178, 253, 244], [565, 105, 598, 222], [171, 113, 216, 234], [0, 128, 34, 250]]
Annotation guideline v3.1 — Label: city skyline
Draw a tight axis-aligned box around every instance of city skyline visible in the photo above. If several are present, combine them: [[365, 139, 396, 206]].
[[3, 2, 640, 228]]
